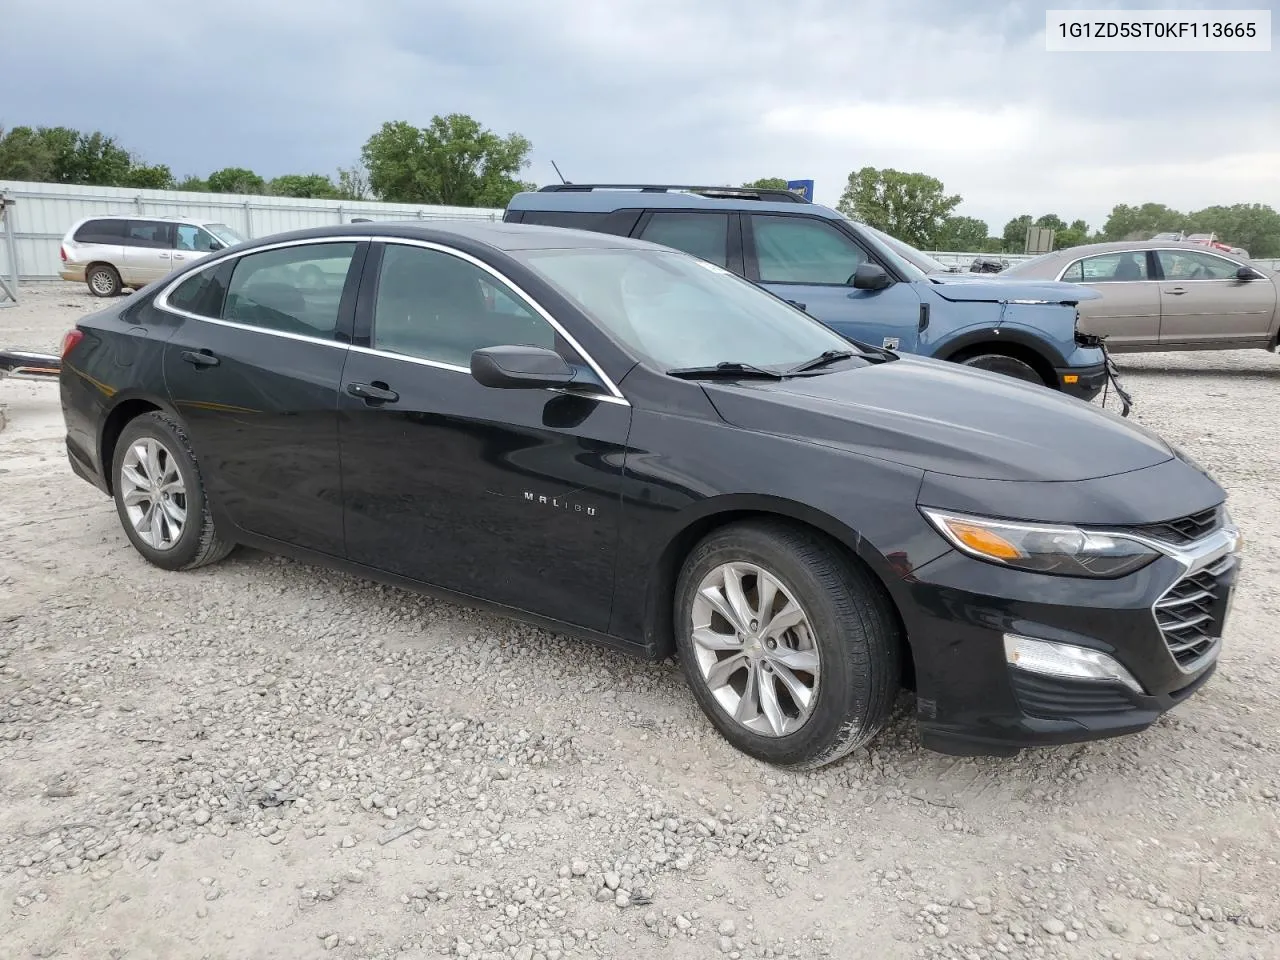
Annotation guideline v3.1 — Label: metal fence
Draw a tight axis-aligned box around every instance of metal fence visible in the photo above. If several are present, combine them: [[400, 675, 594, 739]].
[[0, 180, 504, 282], [3, 180, 1277, 283]]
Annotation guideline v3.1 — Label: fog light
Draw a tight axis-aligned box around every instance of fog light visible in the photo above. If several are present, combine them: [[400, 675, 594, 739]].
[[1003, 634, 1144, 694]]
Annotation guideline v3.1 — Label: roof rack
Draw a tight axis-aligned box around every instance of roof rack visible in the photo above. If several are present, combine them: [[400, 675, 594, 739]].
[[537, 183, 810, 204]]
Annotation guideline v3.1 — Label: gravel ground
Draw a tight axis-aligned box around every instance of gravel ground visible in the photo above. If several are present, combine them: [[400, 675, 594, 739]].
[[2, 283, 1278, 960]]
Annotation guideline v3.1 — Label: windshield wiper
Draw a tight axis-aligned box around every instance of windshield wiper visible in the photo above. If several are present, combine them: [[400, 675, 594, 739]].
[[666, 361, 785, 380], [787, 349, 857, 373]]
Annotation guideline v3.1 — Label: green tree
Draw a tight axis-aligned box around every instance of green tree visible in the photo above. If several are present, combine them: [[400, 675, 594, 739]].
[[336, 162, 371, 200], [121, 163, 175, 190], [1185, 203, 1280, 258], [361, 115, 533, 207], [933, 215, 989, 251], [742, 177, 790, 190], [1053, 218, 1090, 251], [269, 173, 339, 198], [838, 167, 961, 248], [206, 167, 266, 194], [1101, 203, 1185, 241], [176, 175, 209, 192], [1002, 215, 1033, 252], [0, 126, 55, 180]]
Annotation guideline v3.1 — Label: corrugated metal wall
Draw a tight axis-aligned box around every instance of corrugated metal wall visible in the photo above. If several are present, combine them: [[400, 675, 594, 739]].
[[3, 180, 1278, 282], [0, 180, 503, 281]]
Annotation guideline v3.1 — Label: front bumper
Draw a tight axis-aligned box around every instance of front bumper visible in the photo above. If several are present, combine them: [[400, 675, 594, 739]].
[[900, 524, 1241, 757], [1055, 361, 1107, 401]]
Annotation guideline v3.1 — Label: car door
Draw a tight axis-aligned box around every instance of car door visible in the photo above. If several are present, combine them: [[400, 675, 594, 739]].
[[159, 239, 366, 556], [172, 223, 223, 274], [1059, 251, 1161, 348], [744, 213, 922, 352], [121, 220, 176, 284], [1154, 248, 1278, 348], [337, 240, 632, 632]]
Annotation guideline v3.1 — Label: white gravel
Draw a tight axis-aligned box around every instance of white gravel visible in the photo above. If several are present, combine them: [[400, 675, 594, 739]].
[[2, 283, 1278, 960]]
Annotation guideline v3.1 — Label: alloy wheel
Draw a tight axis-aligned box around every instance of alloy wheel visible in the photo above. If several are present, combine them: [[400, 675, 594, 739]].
[[119, 438, 187, 550], [690, 561, 821, 737]]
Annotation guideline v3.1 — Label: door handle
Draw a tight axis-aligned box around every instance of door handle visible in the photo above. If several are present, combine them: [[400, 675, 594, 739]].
[[173, 254, 186, 260], [180, 349, 220, 368], [347, 381, 399, 404], [1166, 286, 1186, 295]]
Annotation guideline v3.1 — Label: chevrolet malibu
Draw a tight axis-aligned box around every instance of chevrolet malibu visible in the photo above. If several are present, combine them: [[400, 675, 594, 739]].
[[59, 222, 1242, 768]]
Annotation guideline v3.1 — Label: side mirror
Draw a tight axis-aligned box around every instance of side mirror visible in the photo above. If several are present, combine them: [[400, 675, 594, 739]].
[[1236, 265, 1258, 281], [850, 263, 893, 290], [208, 240, 224, 252], [471, 345, 576, 389]]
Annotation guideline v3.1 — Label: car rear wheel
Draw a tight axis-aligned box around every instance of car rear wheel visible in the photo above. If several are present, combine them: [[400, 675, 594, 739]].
[[674, 520, 901, 769], [111, 411, 235, 571], [958, 352, 1045, 386], [86, 264, 122, 298]]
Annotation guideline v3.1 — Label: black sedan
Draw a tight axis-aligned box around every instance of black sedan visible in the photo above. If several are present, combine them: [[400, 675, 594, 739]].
[[59, 222, 1242, 767]]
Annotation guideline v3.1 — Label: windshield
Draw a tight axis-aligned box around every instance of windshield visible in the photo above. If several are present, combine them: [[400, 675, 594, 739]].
[[864, 225, 953, 275], [204, 222, 246, 246], [517, 248, 860, 371]]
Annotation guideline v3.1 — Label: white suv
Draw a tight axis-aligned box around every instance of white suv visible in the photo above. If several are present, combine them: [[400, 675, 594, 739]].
[[59, 215, 247, 297]]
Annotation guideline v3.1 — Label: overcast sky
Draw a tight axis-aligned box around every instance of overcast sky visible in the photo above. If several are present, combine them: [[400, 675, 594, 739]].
[[1, 0, 1276, 233]]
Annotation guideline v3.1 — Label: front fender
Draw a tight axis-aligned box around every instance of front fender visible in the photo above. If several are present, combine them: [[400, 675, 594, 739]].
[[927, 302, 1105, 370]]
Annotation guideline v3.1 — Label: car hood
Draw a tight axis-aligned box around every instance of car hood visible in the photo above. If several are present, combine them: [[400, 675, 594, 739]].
[[925, 276, 1102, 304], [702, 357, 1173, 482]]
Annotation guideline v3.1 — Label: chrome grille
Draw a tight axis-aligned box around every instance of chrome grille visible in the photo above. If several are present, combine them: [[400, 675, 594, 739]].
[[1131, 506, 1221, 546], [1155, 555, 1233, 667]]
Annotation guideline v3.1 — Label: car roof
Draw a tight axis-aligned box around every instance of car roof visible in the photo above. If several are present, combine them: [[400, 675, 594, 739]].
[[226, 219, 661, 254], [74, 213, 226, 226], [1021, 239, 1252, 263], [507, 188, 847, 220]]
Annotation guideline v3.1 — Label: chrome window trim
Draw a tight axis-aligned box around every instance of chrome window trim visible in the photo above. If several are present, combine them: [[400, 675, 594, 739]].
[[152, 234, 631, 406], [1054, 247, 1252, 284]]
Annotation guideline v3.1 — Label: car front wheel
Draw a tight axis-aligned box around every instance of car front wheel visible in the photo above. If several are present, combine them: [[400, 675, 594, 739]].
[[674, 520, 902, 769], [111, 411, 235, 571], [958, 352, 1046, 386]]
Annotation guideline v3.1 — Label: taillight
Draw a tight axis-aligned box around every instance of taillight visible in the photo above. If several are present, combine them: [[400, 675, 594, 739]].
[[61, 330, 83, 359], [60, 245, 69, 262]]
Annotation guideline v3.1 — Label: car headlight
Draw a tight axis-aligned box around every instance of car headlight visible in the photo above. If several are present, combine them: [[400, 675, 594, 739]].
[[920, 508, 1160, 578]]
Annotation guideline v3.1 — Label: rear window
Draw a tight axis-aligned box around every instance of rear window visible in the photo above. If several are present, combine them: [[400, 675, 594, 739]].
[[72, 219, 127, 244]]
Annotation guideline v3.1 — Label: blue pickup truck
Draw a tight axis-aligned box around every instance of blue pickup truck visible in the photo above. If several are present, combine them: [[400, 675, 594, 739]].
[[503, 184, 1115, 402]]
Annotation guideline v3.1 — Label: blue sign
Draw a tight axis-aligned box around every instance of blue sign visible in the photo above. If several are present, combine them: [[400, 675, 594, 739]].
[[786, 179, 815, 201]]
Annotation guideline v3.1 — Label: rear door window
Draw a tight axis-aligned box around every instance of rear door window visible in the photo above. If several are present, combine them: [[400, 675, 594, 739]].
[[166, 261, 233, 317], [1069, 252, 1151, 282], [223, 243, 358, 338], [72, 219, 127, 244], [125, 220, 176, 249], [636, 212, 729, 267]]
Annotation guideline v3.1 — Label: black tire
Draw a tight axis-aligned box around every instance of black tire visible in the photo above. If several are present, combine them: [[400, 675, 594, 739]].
[[86, 263, 122, 298], [957, 352, 1046, 386], [674, 520, 902, 769], [111, 411, 235, 571]]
